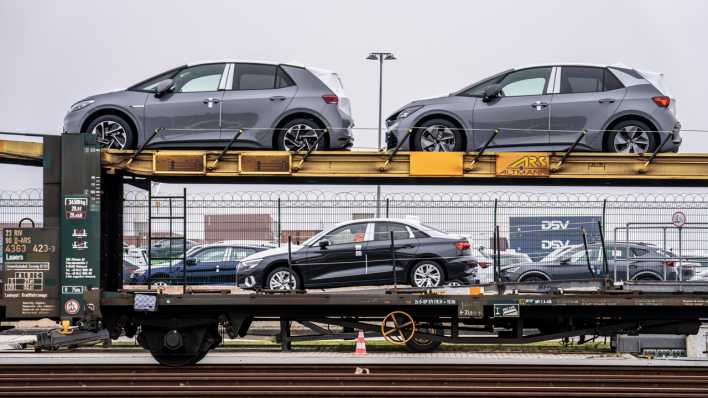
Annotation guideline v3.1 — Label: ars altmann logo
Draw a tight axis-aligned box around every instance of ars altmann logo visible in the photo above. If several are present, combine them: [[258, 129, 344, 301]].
[[496, 153, 550, 177]]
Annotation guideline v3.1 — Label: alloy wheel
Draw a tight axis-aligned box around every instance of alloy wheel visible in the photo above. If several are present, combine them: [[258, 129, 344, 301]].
[[283, 124, 320, 152], [413, 263, 442, 287], [420, 125, 456, 152], [613, 125, 651, 153], [91, 120, 128, 149], [269, 270, 297, 290]]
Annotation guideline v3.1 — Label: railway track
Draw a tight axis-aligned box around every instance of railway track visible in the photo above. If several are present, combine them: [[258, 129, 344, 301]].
[[0, 364, 707, 397]]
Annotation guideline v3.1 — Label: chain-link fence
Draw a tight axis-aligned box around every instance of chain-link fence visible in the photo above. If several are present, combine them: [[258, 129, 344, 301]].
[[117, 189, 708, 287], [2, 188, 708, 288]]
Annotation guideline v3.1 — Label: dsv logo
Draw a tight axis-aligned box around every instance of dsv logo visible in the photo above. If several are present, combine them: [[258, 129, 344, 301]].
[[541, 220, 570, 230], [542, 240, 571, 250]]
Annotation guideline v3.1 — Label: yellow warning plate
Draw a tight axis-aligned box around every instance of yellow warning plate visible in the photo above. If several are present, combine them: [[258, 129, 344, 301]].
[[410, 152, 463, 176], [153, 152, 206, 174], [496, 152, 550, 177]]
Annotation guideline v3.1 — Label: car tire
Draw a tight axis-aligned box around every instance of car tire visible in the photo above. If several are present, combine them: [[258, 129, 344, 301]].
[[633, 274, 662, 281], [277, 118, 327, 152], [412, 118, 464, 152], [265, 266, 301, 290], [519, 275, 548, 283], [85, 114, 136, 150], [605, 120, 657, 154], [410, 260, 445, 288]]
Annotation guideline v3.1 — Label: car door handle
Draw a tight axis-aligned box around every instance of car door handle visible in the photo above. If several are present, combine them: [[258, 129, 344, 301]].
[[269, 96, 287, 102], [598, 98, 616, 104], [203, 97, 220, 104], [531, 101, 548, 110]]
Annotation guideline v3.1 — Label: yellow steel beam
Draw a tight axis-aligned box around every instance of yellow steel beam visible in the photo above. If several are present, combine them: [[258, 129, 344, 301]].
[[0, 139, 43, 165], [101, 149, 708, 182]]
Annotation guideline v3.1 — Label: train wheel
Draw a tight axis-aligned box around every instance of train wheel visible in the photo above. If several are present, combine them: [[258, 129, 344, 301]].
[[140, 324, 221, 367], [405, 323, 443, 352], [381, 311, 416, 345]]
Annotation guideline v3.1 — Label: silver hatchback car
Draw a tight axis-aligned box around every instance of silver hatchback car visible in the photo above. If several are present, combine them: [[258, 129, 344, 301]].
[[64, 61, 355, 151], [386, 64, 681, 153]]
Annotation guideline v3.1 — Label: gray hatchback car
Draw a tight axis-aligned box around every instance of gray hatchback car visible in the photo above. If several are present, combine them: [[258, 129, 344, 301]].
[[63, 61, 355, 151], [386, 64, 681, 153]]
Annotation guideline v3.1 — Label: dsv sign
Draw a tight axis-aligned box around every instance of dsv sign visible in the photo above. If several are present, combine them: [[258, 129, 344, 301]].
[[541, 220, 570, 230], [542, 240, 571, 250]]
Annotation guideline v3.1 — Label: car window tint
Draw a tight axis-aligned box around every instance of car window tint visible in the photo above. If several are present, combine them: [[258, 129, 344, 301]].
[[497, 67, 551, 97], [228, 247, 257, 261], [630, 247, 649, 258], [610, 246, 628, 259], [138, 70, 179, 91], [604, 69, 624, 91], [374, 222, 411, 241], [276, 67, 295, 88], [237, 64, 277, 90], [460, 75, 504, 97], [321, 223, 368, 245], [568, 248, 600, 265], [172, 64, 225, 93], [559, 66, 604, 94], [192, 247, 227, 262], [410, 227, 429, 238]]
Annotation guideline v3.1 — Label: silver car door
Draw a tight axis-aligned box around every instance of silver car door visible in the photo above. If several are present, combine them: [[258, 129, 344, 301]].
[[219, 63, 297, 148], [472, 67, 552, 150], [549, 66, 625, 150], [144, 63, 226, 145]]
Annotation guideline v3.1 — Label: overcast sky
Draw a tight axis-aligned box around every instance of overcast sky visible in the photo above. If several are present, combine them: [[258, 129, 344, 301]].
[[1, 0, 707, 194]]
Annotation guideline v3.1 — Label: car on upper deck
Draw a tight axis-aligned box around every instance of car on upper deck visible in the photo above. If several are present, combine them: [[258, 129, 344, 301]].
[[386, 63, 680, 154], [64, 60, 354, 152]]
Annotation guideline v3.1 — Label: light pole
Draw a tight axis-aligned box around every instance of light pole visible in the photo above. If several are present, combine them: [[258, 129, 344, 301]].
[[367, 52, 396, 217]]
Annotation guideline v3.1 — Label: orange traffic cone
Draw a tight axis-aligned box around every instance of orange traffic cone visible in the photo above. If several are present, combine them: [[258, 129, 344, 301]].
[[354, 330, 367, 355]]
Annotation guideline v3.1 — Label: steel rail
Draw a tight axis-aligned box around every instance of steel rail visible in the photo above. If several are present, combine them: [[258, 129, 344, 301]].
[[0, 364, 706, 397]]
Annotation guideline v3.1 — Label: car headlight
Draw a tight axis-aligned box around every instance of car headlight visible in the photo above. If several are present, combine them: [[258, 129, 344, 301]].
[[503, 266, 520, 273], [396, 105, 423, 120], [240, 258, 263, 271], [69, 99, 94, 113]]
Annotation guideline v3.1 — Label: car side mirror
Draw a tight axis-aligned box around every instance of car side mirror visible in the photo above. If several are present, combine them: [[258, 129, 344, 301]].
[[185, 258, 197, 266], [559, 258, 570, 265], [319, 240, 331, 249], [154, 79, 175, 98], [482, 84, 502, 102]]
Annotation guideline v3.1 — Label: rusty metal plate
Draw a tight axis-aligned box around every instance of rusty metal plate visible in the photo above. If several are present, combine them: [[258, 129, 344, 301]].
[[240, 152, 291, 174], [153, 153, 205, 174], [496, 152, 550, 177], [410, 152, 463, 176]]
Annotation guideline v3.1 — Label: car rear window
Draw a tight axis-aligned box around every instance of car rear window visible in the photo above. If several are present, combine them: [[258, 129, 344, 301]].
[[559, 66, 604, 94], [236, 64, 277, 90]]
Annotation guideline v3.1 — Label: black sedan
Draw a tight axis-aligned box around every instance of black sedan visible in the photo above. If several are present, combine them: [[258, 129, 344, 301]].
[[237, 218, 478, 290]]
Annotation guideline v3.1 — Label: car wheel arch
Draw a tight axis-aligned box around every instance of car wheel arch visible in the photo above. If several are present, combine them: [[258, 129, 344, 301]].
[[81, 107, 140, 138], [603, 113, 660, 151], [631, 271, 663, 281], [517, 271, 551, 282], [409, 256, 448, 281], [409, 112, 468, 151], [272, 111, 330, 149], [262, 261, 304, 288]]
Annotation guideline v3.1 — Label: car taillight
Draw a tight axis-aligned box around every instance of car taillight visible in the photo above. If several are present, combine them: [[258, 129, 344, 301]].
[[664, 260, 675, 267], [322, 94, 338, 104], [455, 241, 470, 250], [652, 96, 671, 108], [478, 261, 491, 269]]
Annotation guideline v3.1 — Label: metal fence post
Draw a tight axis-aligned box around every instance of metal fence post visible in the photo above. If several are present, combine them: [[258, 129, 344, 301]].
[[597, 220, 609, 278], [581, 227, 594, 278], [390, 230, 397, 290], [288, 235, 294, 292], [277, 197, 282, 247], [147, 183, 152, 290], [182, 187, 187, 293], [386, 198, 390, 218]]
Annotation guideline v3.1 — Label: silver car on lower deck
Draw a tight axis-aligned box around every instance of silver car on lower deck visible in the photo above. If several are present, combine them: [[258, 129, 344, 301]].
[[386, 64, 681, 153], [63, 60, 354, 151]]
